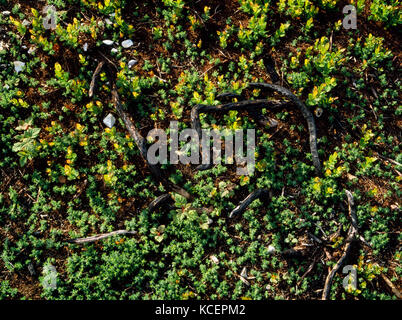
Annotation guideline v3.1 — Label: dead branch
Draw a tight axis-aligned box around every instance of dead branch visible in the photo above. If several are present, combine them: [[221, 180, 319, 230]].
[[297, 258, 317, 286], [148, 193, 172, 213], [322, 190, 358, 300], [229, 189, 269, 218], [99, 61, 191, 200], [377, 154, 402, 167], [67, 230, 137, 244], [380, 273, 402, 299], [263, 55, 280, 84], [88, 60, 105, 98], [216, 92, 244, 102]]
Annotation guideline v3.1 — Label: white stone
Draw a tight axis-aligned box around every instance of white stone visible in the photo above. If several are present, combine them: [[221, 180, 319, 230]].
[[83, 43, 88, 52], [128, 59, 138, 68], [105, 18, 113, 25], [13, 61, 25, 73], [111, 48, 118, 54], [28, 47, 36, 55], [103, 113, 116, 128], [2, 11, 11, 16], [0, 40, 8, 51], [209, 255, 219, 264], [267, 245, 276, 254], [102, 40, 114, 46], [121, 40, 133, 48]]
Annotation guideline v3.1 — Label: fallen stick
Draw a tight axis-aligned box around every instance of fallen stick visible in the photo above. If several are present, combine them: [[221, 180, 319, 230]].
[[248, 82, 321, 174], [110, 85, 161, 179], [263, 55, 280, 84], [88, 60, 105, 98], [322, 190, 357, 300], [380, 273, 402, 299], [67, 230, 137, 244], [102, 63, 191, 200], [345, 190, 372, 248], [216, 92, 244, 102], [297, 258, 317, 286], [377, 154, 402, 167], [148, 193, 172, 213], [229, 189, 269, 218]]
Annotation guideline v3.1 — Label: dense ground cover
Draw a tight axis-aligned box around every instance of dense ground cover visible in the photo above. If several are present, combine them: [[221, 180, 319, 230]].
[[0, 0, 400, 300]]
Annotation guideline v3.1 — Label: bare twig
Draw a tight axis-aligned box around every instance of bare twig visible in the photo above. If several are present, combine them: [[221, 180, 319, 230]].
[[322, 190, 357, 300], [89, 60, 105, 98], [148, 194, 172, 213], [380, 273, 402, 299], [67, 230, 137, 244], [94, 60, 191, 200], [298, 258, 317, 286], [377, 154, 402, 167], [229, 189, 270, 218]]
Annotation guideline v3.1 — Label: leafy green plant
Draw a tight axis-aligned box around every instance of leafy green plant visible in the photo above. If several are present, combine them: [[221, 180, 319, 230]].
[[369, 0, 401, 28], [12, 121, 41, 166]]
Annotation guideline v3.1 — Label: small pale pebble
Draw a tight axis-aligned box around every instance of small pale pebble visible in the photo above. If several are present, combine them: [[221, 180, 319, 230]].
[[128, 59, 138, 68], [209, 255, 219, 265], [102, 40, 114, 46], [103, 113, 116, 128], [22, 19, 30, 26], [13, 61, 25, 73], [111, 48, 118, 54], [105, 18, 113, 25], [2, 11, 11, 16], [83, 43, 88, 52], [121, 40, 133, 48], [267, 245, 276, 254]]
